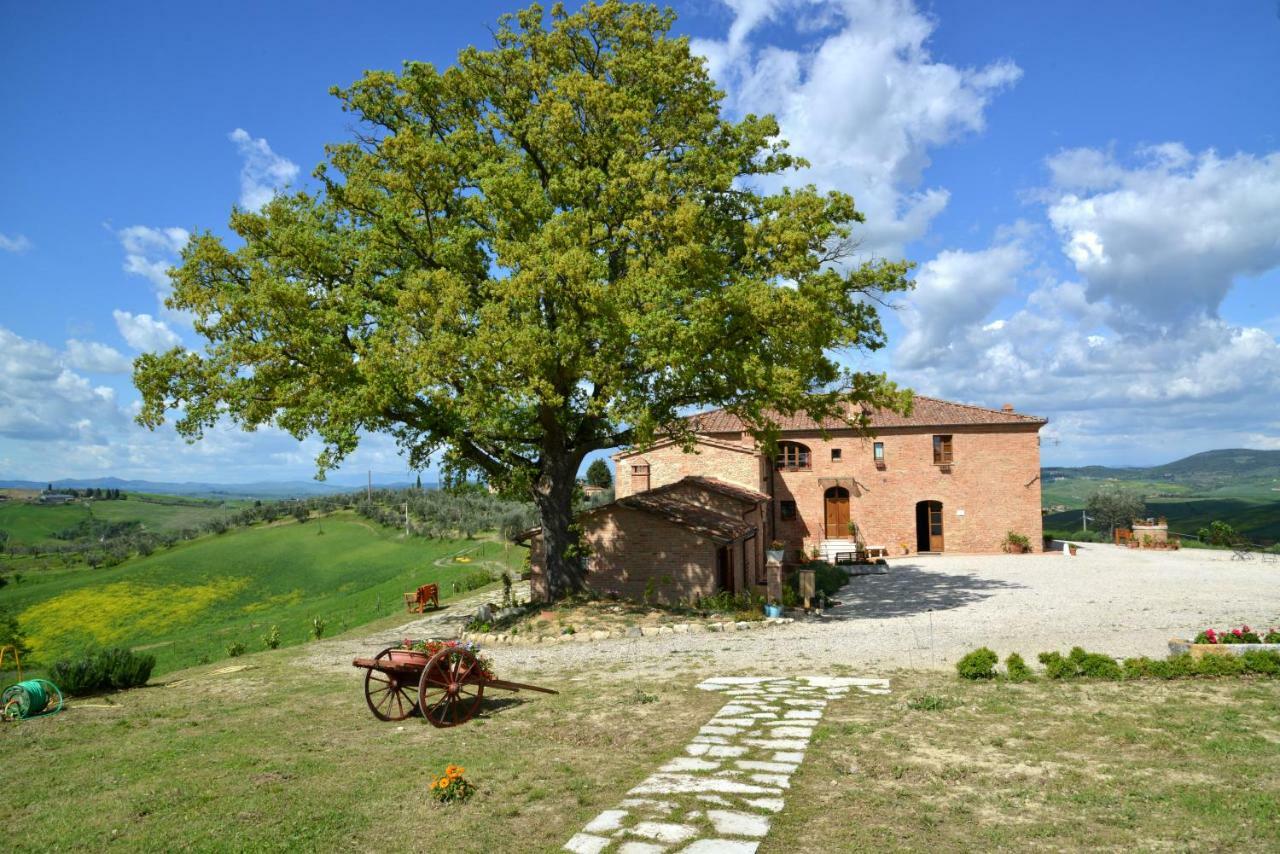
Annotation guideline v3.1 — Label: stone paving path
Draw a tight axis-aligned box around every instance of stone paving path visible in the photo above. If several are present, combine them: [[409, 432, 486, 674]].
[[564, 675, 890, 854]]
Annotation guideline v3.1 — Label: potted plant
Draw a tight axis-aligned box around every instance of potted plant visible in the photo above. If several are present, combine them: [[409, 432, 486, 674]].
[[766, 540, 786, 563], [1002, 531, 1031, 554], [1068, 543, 1078, 556]]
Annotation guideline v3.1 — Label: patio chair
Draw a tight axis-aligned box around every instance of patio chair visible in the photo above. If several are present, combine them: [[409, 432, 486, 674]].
[[1231, 542, 1255, 561]]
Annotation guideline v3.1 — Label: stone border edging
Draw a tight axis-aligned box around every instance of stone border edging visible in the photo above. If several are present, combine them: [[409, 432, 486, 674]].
[[463, 617, 795, 647]]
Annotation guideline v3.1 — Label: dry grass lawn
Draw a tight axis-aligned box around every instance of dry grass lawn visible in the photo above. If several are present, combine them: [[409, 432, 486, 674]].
[[2, 649, 1278, 851]]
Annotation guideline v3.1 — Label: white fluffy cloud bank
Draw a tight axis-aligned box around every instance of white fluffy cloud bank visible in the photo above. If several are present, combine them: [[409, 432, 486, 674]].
[[1047, 145, 1280, 321], [693, 0, 1020, 256], [229, 128, 299, 211], [894, 142, 1280, 462], [114, 310, 182, 352]]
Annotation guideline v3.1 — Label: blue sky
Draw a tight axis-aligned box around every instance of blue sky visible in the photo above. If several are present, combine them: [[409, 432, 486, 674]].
[[2, 0, 1279, 483]]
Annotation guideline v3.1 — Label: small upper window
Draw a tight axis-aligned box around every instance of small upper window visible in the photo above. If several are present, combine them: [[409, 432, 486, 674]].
[[631, 463, 651, 492], [831, 448, 842, 461], [873, 442, 884, 462], [932, 435, 953, 465], [779, 500, 797, 520], [775, 442, 811, 471]]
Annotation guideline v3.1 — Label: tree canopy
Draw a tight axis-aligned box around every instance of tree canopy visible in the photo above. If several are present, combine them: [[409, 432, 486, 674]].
[[585, 458, 613, 489], [1085, 487, 1146, 536], [134, 1, 913, 599]]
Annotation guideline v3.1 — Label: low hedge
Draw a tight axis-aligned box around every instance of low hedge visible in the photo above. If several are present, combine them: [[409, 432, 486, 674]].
[[50, 647, 156, 696], [956, 645, 1280, 682]]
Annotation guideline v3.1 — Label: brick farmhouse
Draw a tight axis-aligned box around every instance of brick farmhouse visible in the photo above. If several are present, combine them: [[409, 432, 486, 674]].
[[524, 396, 1046, 602]]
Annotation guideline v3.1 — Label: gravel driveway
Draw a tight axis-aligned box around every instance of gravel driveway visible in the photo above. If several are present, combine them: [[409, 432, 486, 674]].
[[502, 544, 1280, 677], [321, 544, 1280, 678]]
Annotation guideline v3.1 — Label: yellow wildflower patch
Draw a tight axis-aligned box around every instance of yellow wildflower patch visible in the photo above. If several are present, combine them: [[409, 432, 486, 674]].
[[20, 577, 250, 654], [241, 589, 304, 613]]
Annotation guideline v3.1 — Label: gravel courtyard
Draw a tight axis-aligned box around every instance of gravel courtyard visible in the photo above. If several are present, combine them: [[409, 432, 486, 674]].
[[316, 543, 1280, 679], [497, 543, 1280, 677]]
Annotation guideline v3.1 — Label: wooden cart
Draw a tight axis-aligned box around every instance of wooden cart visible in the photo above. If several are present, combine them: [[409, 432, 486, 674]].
[[352, 645, 556, 727]]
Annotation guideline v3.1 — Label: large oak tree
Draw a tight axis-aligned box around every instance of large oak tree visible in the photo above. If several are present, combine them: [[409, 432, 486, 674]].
[[135, 1, 913, 600]]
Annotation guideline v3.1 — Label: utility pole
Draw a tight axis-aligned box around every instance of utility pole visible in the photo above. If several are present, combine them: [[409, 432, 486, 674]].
[[367, 469, 372, 501], [1082, 510, 1087, 532], [403, 502, 410, 538]]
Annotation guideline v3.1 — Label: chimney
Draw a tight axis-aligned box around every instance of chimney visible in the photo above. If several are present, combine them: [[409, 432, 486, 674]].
[[1001, 403, 1014, 413]]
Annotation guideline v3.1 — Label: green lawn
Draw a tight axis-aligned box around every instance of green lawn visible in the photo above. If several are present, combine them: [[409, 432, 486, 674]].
[[0, 493, 240, 547], [0, 501, 89, 545], [0, 512, 521, 674], [1, 660, 1276, 851]]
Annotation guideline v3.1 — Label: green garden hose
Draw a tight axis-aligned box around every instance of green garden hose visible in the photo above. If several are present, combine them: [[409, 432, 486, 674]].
[[0, 679, 64, 720]]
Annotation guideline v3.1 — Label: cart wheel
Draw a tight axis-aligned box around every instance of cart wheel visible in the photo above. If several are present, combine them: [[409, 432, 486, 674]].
[[419, 647, 485, 728], [363, 647, 421, 722]]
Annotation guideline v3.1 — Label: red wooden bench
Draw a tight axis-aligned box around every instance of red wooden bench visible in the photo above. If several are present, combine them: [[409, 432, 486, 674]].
[[403, 583, 440, 614]]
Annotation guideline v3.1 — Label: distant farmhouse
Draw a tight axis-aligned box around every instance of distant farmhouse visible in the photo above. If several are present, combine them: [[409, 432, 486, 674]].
[[38, 493, 76, 505], [523, 396, 1047, 602]]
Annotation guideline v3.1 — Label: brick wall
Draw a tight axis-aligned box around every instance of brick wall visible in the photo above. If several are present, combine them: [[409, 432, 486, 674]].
[[615, 439, 764, 499], [771, 425, 1043, 555], [529, 505, 723, 603]]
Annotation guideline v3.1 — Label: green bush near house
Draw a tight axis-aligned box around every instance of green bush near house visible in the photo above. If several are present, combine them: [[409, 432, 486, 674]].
[[1005, 652, 1034, 682]]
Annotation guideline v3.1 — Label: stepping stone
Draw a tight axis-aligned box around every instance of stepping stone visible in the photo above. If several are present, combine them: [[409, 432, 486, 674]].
[[744, 797, 785, 813], [619, 843, 667, 854], [584, 810, 628, 833], [705, 746, 748, 758], [565, 833, 611, 854], [661, 758, 720, 772], [735, 760, 797, 773], [707, 810, 771, 837], [772, 752, 805, 763], [626, 821, 698, 844], [679, 840, 759, 853]]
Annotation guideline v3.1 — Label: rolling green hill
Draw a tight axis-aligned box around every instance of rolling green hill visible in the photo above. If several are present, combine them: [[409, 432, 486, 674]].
[[1043, 448, 1280, 543], [0, 512, 520, 674], [0, 493, 241, 547]]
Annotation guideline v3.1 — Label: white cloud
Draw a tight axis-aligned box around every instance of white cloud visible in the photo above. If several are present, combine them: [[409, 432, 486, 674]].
[[0, 327, 128, 442], [117, 225, 189, 290], [0, 232, 32, 253], [229, 128, 299, 211], [64, 339, 132, 374], [113, 310, 182, 351], [896, 241, 1028, 368], [1046, 145, 1280, 320], [693, 0, 1020, 256]]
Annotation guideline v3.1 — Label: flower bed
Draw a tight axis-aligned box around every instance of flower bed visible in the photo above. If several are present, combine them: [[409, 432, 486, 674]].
[[1169, 625, 1280, 659]]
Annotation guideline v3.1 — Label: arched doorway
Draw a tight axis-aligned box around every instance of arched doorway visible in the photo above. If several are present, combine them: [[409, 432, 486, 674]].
[[915, 500, 943, 552], [824, 486, 850, 539]]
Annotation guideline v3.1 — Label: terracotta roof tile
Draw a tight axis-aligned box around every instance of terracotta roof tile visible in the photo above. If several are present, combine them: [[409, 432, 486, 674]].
[[688, 395, 1046, 433], [650, 475, 770, 504], [618, 494, 754, 543]]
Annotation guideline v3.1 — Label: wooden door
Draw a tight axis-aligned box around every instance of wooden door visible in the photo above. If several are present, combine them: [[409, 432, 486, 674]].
[[824, 487, 850, 539], [716, 546, 735, 594], [928, 501, 944, 551]]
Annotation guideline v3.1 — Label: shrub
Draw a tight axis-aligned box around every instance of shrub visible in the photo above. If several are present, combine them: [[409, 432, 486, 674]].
[[1038, 647, 1123, 680], [1240, 650, 1280, 675], [262, 625, 281, 649], [226, 641, 246, 657], [451, 571, 494, 595], [310, 617, 327, 640], [956, 647, 999, 680], [50, 647, 156, 696], [1005, 652, 1034, 682], [0, 607, 31, 661]]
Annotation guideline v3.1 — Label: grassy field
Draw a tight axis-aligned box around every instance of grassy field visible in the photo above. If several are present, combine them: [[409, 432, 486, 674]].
[[0, 512, 521, 673], [0, 493, 242, 546], [1, 656, 1276, 851]]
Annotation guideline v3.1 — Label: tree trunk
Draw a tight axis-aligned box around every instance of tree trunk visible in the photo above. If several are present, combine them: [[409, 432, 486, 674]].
[[533, 452, 586, 601]]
